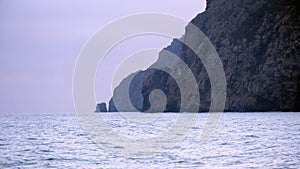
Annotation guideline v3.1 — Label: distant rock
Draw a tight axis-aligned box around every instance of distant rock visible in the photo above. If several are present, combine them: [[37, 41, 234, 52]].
[[95, 102, 107, 112], [105, 0, 300, 112]]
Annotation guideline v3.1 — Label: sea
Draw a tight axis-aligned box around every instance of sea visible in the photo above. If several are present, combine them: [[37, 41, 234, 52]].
[[0, 112, 299, 169]]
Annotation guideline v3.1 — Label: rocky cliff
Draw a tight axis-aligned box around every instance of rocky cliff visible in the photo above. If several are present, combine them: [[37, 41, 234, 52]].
[[107, 0, 300, 112]]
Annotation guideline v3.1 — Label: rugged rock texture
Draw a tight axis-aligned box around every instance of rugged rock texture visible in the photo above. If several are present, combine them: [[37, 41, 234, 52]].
[[107, 0, 300, 112]]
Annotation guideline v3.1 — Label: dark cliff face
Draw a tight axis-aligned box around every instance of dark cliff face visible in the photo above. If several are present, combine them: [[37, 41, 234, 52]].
[[108, 0, 300, 112]]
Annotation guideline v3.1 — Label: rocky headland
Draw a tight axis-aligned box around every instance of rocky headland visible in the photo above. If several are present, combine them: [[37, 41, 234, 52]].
[[98, 0, 300, 112]]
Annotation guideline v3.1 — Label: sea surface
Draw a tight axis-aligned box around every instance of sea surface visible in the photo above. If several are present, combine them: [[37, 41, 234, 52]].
[[0, 112, 299, 168]]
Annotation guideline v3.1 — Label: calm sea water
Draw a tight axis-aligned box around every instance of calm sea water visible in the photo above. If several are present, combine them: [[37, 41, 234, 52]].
[[0, 112, 299, 168]]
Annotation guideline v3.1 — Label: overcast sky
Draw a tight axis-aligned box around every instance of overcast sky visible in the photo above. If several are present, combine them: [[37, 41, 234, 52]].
[[0, 0, 206, 114]]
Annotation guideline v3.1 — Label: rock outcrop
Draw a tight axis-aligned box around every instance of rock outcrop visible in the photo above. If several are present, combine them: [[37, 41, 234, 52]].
[[106, 0, 300, 112], [95, 102, 107, 112]]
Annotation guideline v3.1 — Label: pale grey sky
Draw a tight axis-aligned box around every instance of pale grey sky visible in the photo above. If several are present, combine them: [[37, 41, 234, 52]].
[[0, 0, 206, 113]]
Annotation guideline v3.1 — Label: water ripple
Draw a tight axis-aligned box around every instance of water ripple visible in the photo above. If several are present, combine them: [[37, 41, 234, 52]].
[[0, 112, 299, 168]]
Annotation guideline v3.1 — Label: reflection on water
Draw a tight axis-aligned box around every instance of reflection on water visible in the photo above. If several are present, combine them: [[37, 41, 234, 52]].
[[0, 112, 299, 168]]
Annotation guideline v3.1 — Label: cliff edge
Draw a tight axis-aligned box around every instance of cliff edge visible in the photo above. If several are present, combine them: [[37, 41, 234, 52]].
[[107, 0, 300, 112]]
